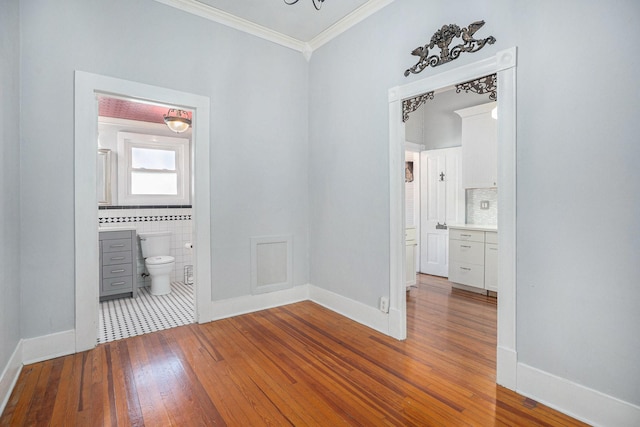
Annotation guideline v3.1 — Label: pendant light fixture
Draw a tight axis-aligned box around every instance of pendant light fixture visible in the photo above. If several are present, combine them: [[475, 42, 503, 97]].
[[284, 0, 324, 10], [163, 108, 192, 133]]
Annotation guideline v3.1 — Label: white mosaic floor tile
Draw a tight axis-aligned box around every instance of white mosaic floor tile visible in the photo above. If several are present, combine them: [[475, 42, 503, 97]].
[[98, 281, 194, 344]]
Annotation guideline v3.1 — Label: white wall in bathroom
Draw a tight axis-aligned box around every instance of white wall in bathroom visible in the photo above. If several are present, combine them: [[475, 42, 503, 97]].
[[99, 208, 193, 286], [98, 117, 192, 206]]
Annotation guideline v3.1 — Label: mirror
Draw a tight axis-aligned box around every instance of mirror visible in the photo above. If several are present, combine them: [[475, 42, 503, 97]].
[[97, 148, 112, 205]]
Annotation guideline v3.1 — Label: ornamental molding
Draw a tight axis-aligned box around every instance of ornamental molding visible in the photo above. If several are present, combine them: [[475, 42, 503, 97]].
[[455, 73, 497, 101], [402, 91, 434, 122], [404, 20, 496, 77]]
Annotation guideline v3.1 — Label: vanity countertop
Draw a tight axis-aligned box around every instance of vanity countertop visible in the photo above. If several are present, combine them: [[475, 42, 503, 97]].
[[448, 224, 498, 232], [98, 226, 137, 233]]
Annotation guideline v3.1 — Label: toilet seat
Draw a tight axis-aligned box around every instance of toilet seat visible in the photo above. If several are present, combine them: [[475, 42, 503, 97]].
[[145, 255, 175, 265]]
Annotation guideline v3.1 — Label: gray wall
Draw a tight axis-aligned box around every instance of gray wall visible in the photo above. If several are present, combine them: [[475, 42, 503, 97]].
[[309, 0, 639, 407], [7, 0, 640, 412], [0, 0, 21, 373], [19, 0, 310, 336]]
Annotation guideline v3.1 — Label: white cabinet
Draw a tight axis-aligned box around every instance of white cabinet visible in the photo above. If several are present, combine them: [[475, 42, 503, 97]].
[[455, 102, 497, 189], [448, 227, 498, 292], [405, 227, 417, 288], [448, 229, 485, 289]]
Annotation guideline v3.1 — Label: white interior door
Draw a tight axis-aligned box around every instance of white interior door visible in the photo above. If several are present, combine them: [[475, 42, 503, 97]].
[[420, 147, 463, 277]]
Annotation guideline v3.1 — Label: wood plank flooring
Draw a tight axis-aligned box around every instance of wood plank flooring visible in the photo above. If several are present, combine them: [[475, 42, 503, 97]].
[[1, 274, 588, 426]]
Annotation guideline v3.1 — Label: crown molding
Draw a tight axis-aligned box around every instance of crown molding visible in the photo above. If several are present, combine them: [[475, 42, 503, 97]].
[[153, 0, 307, 53], [308, 0, 394, 51], [153, 0, 395, 60]]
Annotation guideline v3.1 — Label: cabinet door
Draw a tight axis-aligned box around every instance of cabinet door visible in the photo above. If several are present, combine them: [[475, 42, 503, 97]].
[[484, 243, 498, 292], [456, 102, 497, 189], [405, 244, 417, 287]]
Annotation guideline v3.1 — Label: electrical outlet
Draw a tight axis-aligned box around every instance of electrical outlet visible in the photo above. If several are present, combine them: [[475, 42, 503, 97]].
[[480, 200, 490, 210], [379, 296, 389, 313]]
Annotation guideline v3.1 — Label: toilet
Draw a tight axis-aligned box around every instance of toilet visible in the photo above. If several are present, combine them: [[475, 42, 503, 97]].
[[138, 231, 175, 295]]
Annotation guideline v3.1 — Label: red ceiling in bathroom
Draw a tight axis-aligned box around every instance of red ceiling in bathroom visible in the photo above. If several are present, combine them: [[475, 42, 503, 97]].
[[98, 97, 192, 124]]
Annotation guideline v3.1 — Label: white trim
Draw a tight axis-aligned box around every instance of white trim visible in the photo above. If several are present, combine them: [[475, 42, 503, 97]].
[[154, 0, 306, 52], [517, 363, 640, 427], [116, 132, 191, 205], [307, 0, 395, 51], [404, 141, 425, 152], [22, 330, 75, 365], [308, 285, 390, 336], [152, 0, 394, 59], [74, 71, 213, 350], [388, 47, 518, 388], [497, 345, 518, 387], [0, 341, 23, 415], [210, 285, 309, 321]]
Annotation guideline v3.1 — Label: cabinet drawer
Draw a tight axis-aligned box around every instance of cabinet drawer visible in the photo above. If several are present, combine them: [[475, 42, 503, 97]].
[[449, 229, 484, 243], [449, 240, 484, 265], [102, 238, 132, 253], [485, 231, 498, 244], [101, 276, 133, 295], [448, 262, 485, 288], [102, 263, 134, 279], [102, 251, 132, 266]]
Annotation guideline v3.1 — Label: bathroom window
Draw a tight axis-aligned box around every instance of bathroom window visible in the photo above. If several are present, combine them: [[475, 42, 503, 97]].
[[117, 132, 190, 205]]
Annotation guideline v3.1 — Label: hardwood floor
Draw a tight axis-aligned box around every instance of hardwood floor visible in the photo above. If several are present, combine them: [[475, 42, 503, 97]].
[[1, 274, 588, 426]]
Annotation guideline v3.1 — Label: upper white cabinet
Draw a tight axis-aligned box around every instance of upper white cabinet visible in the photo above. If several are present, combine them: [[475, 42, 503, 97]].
[[455, 102, 497, 189]]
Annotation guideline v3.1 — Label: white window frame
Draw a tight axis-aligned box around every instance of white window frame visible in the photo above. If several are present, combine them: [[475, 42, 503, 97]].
[[117, 131, 190, 205]]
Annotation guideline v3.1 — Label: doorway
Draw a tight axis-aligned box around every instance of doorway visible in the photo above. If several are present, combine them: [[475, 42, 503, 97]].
[[388, 48, 518, 388], [96, 96, 196, 343], [74, 72, 212, 352]]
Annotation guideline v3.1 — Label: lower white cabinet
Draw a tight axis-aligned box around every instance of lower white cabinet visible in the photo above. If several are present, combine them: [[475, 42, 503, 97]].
[[484, 232, 498, 292], [405, 227, 417, 288], [448, 227, 498, 292]]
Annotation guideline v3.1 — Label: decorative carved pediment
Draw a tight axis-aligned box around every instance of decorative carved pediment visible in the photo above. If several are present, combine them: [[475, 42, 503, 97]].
[[405, 20, 496, 77]]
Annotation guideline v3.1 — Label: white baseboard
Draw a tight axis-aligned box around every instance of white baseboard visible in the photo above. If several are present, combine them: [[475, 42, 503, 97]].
[[0, 340, 23, 415], [22, 330, 76, 365], [308, 285, 389, 336], [210, 284, 309, 321], [496, 345, 517, 389], [517, 363, 640, 427]]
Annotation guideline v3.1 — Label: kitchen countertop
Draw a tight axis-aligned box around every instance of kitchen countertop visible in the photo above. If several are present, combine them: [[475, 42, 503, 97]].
[[448, 224, 498, 232]]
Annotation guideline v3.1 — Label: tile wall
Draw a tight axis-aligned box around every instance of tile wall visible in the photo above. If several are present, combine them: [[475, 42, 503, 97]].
[[98, 207, 193, 288], [466, 188, 498, 225]]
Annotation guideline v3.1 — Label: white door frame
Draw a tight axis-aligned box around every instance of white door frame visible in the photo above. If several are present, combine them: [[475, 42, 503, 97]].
[[74, 72, 213, 352], [388, 47, 518, 389]]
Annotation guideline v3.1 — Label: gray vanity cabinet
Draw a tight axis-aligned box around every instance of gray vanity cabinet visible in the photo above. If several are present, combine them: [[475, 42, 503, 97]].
[[99, 229, 137, 301]]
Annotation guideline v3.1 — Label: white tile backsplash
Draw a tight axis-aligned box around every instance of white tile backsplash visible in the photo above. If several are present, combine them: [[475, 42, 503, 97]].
[[466, 188, 498, 225], [99, 208, 193, 287]]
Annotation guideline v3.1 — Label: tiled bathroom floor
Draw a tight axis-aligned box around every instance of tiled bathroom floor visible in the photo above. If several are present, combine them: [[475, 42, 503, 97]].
[[98, 281, 194, 344]]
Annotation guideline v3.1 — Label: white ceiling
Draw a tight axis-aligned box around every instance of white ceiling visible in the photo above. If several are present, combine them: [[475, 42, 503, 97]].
[[155, 0, 394, 57], [196, 0, 369, 42]]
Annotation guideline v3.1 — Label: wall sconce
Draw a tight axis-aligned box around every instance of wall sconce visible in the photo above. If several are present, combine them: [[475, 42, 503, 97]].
[[163, 109, 191, 133]]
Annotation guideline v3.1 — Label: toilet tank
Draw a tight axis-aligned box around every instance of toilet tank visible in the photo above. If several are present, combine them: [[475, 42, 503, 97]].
[[138, 231, 172, 258]]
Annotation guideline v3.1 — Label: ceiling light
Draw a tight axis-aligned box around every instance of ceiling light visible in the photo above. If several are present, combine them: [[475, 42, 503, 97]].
[[284, 0, 324, 11], [163, 109, 191, 133]]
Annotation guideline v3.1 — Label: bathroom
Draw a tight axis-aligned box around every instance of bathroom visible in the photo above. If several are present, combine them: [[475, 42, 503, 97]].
[[96, 95, 195, 343]]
